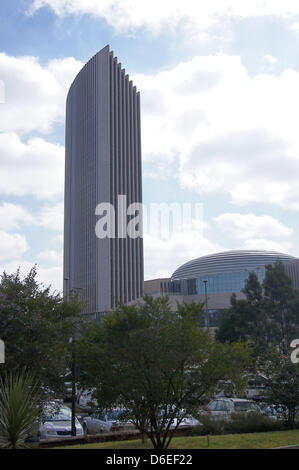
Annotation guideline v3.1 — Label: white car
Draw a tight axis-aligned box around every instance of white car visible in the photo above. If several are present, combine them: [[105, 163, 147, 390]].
[[158, 409, 202, 430], [83, 409, 135, 434], [77, 389, 98, 411], [170, 414, 202, 429], [39, 402, 84, 440]]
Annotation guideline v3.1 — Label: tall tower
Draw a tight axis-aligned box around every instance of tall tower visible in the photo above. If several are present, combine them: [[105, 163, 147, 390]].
[[64, 45, 144, 316]]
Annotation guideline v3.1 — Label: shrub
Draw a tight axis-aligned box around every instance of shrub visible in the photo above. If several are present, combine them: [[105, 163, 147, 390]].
[[191, 412, 284, 436], [228, 412, 284, 434], [191, 416, 228, 436], [0, 371, 42, 448]]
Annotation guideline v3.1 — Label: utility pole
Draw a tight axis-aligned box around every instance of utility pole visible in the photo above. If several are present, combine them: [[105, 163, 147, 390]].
[[68, 336, 76, 436], [203, 280, 209, 330], [64, 277, 82, 437]]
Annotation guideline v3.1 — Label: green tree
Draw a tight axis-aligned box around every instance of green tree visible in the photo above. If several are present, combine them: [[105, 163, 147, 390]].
[[216, 261, 299, 357], [0, 370, 43, 448], [0, 266, 85, 397], [263, 349, 299, 429], [263, 261, 299, 354], [76, 295, 250, 450]]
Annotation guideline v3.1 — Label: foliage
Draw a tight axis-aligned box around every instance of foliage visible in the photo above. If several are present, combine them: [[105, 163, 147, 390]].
[[0, 370, 43, 448], [76, 295, 250, 449], [216, 261, 299, 357], [228, 412, 284, 434], [192, 415, 227, 435], [191, 412, 283, 436], [262, 349, 299, 429], [0, 266, 86, 396]]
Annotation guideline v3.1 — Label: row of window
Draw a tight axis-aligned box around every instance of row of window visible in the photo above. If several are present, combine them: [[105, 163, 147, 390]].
[[161, 269, 266, 296], [195, 269, 265, 294]]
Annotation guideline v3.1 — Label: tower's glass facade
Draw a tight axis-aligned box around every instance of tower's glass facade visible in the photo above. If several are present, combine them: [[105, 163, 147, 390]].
[[64, 46, 144, 314]]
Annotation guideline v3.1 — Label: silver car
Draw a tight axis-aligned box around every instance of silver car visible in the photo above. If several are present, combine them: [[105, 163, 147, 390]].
[[204, 398, 261, 421], [83, 409, 135, 434], [39, 402, 84, 440], [170, 414, 202, 429]]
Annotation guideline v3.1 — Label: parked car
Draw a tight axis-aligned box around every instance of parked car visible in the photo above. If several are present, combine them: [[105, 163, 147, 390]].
[[170, 414, 202, 429], [213, 380, 236, 398], [157, 408, 202, 430], [77, 388, 98, 411], [244, 374, 268, 400], [39, 402, 85, 440], [83, 409, 136, 434], [203, 398, 262, 421], [259, 403, 286, 420]]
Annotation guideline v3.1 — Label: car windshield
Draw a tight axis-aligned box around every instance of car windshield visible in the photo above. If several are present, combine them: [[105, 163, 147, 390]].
[[234, 401, 258, 411], [44, 405, 72, 421]]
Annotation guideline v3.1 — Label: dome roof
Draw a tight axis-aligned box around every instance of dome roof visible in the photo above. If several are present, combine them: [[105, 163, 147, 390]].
[[171, 250, 297, 280]]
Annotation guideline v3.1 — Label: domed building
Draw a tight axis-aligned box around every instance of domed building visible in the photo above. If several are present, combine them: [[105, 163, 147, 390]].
[[144, 250, 299, 328]]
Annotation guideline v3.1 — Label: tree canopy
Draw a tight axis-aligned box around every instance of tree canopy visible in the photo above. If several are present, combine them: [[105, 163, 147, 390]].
[[216, 260, 299, 357], [76, 295, 250, 449], [262, 349, 299, 428], [0, 266, 85, 397]]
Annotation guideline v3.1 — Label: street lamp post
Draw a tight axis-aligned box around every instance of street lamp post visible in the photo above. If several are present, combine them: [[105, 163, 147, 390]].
[[64, 277, 83, 437], [64, 277, 69, 301], [70, 286, 83, 437], [203, 280, 209, 329]]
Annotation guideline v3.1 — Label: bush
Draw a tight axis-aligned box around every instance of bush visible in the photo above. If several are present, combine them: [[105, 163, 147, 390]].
[[191, 416, 228, 436], [191, 412, 284, 436], [0, 371, 42, 448], [228, 412, 284, 434]]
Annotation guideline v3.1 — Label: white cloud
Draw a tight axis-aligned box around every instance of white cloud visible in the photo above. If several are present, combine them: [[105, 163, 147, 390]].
[[38, 249, 63, 264], [0, 53, 82, 199], [0, 203, 34, 231], [144, 228, 224, 280], [0, 133, 64, 198], [0, 53, 82, 134], [214, 213, 293, 240], [290, 22, 299, 32], [242, 238, 292, 254], [0, 231, 28, 261], [29, 1, 299, 34], [213, 213, 295, 255], [37, 265, 63, 292], [3, 50, 299, 210], [0, 79, 5, 104], [54, 233, 64, 244], [0, 259, 63, 293], [37, 202, 64, 231], [263, 54, 277, 63], [132, 55, 299, 209], [0, 201, 63, 234]]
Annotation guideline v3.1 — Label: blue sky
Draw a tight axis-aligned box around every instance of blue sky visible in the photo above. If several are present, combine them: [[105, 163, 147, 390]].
[[1, 0, 299, 291]]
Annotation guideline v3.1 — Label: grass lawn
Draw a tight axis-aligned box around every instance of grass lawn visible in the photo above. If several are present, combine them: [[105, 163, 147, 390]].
[[54, 429, 299, 449]]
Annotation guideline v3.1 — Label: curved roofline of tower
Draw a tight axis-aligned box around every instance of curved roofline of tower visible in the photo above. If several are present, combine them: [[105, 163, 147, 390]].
[[66, 45, 110, 102], [66, 45, 139, 103]]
